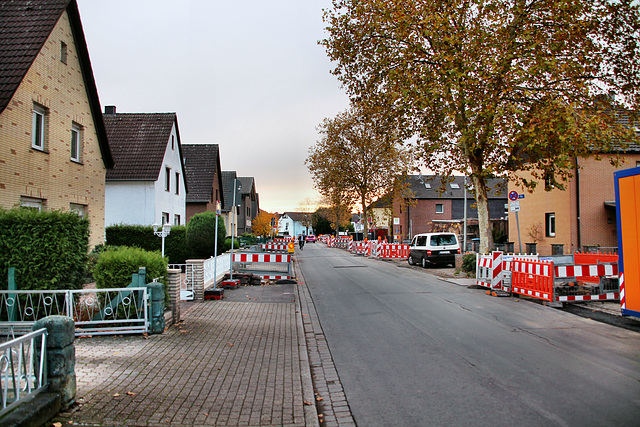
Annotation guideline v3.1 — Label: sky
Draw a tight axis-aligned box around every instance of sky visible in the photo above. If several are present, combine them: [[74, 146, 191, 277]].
[[76, 0, 349, 213]]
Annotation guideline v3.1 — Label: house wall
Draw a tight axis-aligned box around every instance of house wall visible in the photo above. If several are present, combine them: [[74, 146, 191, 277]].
[[509, 154, 640, 255], [155, 124, 186, 225], [0, 11, 107, 248], [105, 181, 155, 226]]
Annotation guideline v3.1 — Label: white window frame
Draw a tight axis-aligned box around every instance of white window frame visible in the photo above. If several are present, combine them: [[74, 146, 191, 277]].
[[546, 212, 556, 237], [70, 123, 82, 163], [21, 196, 44, 211], [162, 212, 170, 225], [174, 214, 180, 225], [32, 105, 46, 150], [435, 203, 444, 214], [70, 203, 87, 217]]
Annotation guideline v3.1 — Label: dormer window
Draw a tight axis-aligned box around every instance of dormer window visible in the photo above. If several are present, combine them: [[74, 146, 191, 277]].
[[450, 183, 460, 189]]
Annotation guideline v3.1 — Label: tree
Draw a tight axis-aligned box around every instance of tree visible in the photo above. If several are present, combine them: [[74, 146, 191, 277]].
[[186, 211, 226, 258], [306, 106, 414, 237], [252, 210, 275, 238], [297, 197, 317, 234], [323, 0, 640, 253]]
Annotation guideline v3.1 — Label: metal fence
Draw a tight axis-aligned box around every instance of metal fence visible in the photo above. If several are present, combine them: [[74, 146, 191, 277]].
[[0, 328, 47, 416], [0, 288, 149, 336]]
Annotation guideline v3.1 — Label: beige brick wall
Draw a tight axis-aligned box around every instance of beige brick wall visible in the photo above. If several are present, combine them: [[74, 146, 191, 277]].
[[0, 11, 107, 249]]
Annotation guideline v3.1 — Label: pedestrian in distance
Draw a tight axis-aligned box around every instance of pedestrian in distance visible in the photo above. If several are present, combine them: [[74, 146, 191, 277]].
[[299, 234, 305, 251]]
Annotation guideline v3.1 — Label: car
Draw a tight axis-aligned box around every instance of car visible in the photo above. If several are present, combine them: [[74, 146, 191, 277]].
[[407, 232, 460, 267], [306, 234, 316, 243]]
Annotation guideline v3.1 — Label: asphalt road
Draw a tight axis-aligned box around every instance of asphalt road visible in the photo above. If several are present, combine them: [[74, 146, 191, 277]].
[[297, 243, 640, 427]]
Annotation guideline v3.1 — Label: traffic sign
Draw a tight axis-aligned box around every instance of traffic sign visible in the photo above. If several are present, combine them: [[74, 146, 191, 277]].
[[510, 200, 520, 212], [509, 191, 519, 201]]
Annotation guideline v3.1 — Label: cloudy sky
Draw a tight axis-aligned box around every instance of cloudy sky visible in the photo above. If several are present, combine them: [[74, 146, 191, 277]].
[[76, 0, 349, 213]]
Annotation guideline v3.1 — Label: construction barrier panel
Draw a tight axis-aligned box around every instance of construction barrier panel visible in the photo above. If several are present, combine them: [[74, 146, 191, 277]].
[[510, 258, 619, 303], [232, 252, 292, 279], [574, 251, 619, 284], [476, 252, 539, 292], [376, 243, 410, 259]]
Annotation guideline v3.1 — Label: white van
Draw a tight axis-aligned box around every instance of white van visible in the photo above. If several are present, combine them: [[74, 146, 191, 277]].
[[407, 233, 460, 267]]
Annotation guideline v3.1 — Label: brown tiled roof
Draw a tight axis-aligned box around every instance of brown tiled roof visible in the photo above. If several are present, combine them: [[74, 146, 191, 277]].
[[104, 113, 177, 180], [0, 0, 67, 111], [0, 0, 113, 166], [183, 144, 220, 203]]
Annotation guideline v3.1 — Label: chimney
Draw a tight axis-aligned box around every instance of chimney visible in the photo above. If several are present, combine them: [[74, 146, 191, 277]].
[[104, 105, 116, 114]]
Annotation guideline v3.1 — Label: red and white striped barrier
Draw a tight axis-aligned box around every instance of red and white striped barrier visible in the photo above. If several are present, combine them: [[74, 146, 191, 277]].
[[477, 252, 539, 291], [376, 243, 410, 259], [232, 252, 292, 279], [509, 257, 619, 302], [260, 243, 288, 252]]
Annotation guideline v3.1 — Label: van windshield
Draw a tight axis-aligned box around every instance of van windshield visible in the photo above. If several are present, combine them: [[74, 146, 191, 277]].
[[430, 235, 456, 246]]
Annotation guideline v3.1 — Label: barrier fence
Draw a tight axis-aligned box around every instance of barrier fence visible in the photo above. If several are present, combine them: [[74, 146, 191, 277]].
[[232, 252, 292, 279]]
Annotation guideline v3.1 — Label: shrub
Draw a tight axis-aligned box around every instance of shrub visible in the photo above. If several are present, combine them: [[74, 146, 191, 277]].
[[186, 212, 226, 258], [223, 237, 240, 252], [461, 253, 477, 274], [0, 208, 89, 290], [93, 246, 167, 290]]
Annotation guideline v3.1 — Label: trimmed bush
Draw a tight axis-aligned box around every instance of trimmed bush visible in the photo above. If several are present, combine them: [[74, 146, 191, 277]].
[[186, 212, 226, 258], [0, 208, 89, 290], [223, 237, 240, 252], [93, 246, 167, 290]]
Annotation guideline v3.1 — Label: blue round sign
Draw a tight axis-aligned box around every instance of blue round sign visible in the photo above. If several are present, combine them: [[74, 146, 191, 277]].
[[509, 191, 519, 201]]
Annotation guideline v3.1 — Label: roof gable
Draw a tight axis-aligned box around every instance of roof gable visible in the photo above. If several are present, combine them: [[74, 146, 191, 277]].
[[0, 0, 113, 167], [104, 112, 177, 180], [183, 144, 221, 203]]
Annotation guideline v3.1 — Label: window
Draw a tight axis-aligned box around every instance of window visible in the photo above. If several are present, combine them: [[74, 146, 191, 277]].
[[424, 183, 431, 189], [436, 203, 444, 214], [162, 212, 170, 225], [70, 123, 82, 162], [175, 172, 180, 195], [60, 41, 67, 64], [174, 214, 180, 225], [70, 203, 87, 217], [246, 206, 250, 217], [171, 135, 175, 150], [450, 183, 460, 189], [545, 213, 556, 237], [32, 104, 46, 150], [21, 196, 44, 211], [165, 167, 171, 192]]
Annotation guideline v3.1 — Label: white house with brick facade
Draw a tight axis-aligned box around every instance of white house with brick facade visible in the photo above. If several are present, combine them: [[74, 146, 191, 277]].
[[0, 0, 113, 248]]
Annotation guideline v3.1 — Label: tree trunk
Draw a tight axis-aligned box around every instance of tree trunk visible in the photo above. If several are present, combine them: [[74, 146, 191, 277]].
[[361, 195, 368, 239], [471, 175, 494, 254]]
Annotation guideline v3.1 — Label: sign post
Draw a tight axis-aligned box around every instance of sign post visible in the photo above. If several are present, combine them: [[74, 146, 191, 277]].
[[509, 191, 523, 253], [213, 200, 221, 289]]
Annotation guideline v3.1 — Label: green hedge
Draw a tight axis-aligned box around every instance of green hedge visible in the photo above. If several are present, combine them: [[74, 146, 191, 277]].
[[106, 224, 189, 264], [0, 208, 89, 291], [93, 246, 167, 289]]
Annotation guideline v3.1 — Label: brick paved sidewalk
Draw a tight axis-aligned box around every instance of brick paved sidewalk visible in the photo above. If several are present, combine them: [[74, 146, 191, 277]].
[[55, 298, 317, 426]]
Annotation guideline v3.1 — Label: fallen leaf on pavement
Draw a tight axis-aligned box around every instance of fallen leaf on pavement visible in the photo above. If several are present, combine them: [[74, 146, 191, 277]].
[[304, 401, 313, 406], [126, 391, 136, 396], [112, 393, 120, 397]]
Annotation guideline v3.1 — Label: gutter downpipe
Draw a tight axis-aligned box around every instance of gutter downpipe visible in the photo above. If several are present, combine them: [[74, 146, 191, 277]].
[[575, 157, 582, 251]]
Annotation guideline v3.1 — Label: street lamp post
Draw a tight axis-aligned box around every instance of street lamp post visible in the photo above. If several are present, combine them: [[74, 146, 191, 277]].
[[153, 222, 172, 258], [230, 179, 242, 280]]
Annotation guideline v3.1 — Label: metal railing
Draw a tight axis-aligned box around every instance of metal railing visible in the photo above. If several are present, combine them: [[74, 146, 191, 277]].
[[203, 254, 231, 286], [0, 328, 47, 416], [0, 288, 149, 336]]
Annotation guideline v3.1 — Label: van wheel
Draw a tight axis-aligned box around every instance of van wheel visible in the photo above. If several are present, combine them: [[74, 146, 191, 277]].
[[421, 257, 427, 268], [408, 256, 414, 266]]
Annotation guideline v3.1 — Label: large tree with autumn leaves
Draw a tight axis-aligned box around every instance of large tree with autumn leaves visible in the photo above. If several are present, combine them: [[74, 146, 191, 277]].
[[306, 106, 414, 237], [322, 0, 640, 253]]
